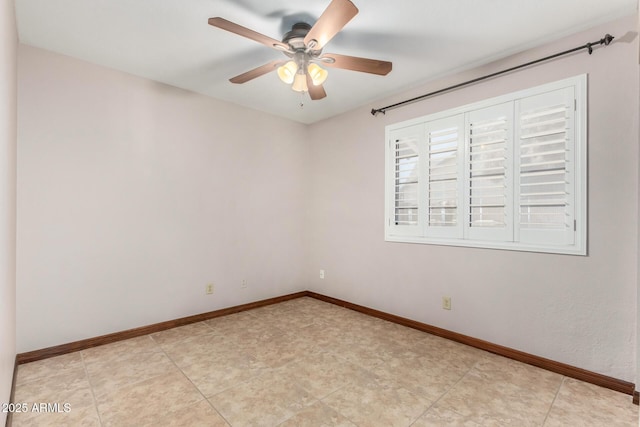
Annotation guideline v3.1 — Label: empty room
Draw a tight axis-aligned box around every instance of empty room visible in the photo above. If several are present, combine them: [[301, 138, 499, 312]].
[[1, 0, 640, 425]]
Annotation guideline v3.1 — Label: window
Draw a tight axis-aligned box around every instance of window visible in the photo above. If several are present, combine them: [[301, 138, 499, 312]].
[[385, 75, 586, 255]]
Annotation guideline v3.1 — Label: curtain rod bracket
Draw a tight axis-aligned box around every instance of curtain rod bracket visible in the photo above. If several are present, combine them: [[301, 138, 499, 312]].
[[371, 33, 615, 116], [589, 33, 614, 54]]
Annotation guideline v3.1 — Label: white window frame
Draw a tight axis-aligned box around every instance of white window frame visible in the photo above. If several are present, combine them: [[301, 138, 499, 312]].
[[384, 75, 587, 255]]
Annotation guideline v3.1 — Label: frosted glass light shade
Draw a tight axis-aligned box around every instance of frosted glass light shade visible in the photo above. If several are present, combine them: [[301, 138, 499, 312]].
[[277, 61, 298, 84], [291, 72, 308, 92], [307, 63, 328, 86]]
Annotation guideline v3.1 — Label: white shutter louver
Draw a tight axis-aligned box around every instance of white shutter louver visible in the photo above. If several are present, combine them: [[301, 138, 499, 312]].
[[466, 103, 513, 242], [395, 138, 419, 225], [425, 115, 464, 238], [516, 87, 575, 246], [387, 124, 423, 236]]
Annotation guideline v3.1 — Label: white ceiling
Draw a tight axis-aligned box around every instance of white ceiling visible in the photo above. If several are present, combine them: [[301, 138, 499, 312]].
[[15, 0, 637, 124]]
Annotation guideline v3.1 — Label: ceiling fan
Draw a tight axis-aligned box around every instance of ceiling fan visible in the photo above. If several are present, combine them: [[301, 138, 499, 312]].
[[208, 0, 392, 100]]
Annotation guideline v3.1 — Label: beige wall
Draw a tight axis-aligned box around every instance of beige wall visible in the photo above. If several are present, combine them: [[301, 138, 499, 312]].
[[306, 15, 639, 382], [0, 0, 17, 424], [16, 45, 310, 352]]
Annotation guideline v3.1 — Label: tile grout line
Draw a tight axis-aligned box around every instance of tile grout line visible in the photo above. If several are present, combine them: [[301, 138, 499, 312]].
[[79, 351, 105, 427], [409, 355, 485, 426], [150, 332, 235, 426], [541, 375, 565, 426], [243, 316, 327, 423], [317, 384, 361, 427], [314, 334, 426, 427], [213, 306, 348, 425], [84, 335, 173, 397], [84, 334, 211, 425], [150, 315, 305, 424]]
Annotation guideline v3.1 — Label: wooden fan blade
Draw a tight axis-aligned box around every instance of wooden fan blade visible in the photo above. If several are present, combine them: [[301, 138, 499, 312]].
[[304, 0, 358, 50], [229, 60, 285, 84], [306, 73, 327, 100], [321, 53, 392, 75], [208, 17, 289, 51]]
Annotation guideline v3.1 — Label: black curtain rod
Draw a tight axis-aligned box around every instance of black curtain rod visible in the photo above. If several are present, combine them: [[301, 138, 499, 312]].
[[371, 33, 614, 116]]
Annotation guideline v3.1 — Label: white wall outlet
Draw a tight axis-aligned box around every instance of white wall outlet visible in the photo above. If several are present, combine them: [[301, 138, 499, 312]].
[[206, 283, 214, 295], [319, 269, 325, 279], [241, 279, 247, 289], [442, 296, 451, 310]]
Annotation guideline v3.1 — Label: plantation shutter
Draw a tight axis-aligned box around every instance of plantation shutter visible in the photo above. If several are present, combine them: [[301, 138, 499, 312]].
[[465, 102, 514, 242], [384, 75, 586, 254], [388, 124, 423, 236], [424, 115, 464, 238], [515, 87, 575, 246]]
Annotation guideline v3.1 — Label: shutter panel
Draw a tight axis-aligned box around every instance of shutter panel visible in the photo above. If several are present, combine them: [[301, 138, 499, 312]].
[[465, 102, 514, 242], [388, 124, 423, 236], [425, 115, 464, 238], [516, 87, 575, 246]]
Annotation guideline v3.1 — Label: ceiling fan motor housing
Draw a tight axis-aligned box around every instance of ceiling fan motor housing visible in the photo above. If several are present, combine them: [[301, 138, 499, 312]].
[[283, 22, 322, 57], [282, 23, 311, 47]]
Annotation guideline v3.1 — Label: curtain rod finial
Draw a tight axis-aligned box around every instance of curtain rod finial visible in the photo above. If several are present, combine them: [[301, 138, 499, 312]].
[[603, 34, 614, 45]]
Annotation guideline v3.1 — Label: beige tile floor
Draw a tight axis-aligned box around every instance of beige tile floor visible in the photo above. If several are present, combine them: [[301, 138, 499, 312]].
[[10, 297, 639, 426]]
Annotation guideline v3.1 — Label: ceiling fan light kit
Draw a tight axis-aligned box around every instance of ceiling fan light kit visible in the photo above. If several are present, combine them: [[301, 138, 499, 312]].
[[275, 51, 329, 92], [307, 63, 329, 86], [208, 0, 392, 101], [277, 60, 298, 85], [291, 72, 308, 92]]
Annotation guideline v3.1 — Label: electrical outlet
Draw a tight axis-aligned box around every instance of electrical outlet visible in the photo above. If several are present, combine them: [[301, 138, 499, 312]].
[[241, 279, 247, 289], [206, 283, 214, 295], [319, 269, 325, 279], [442, 296, 451, 310]]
